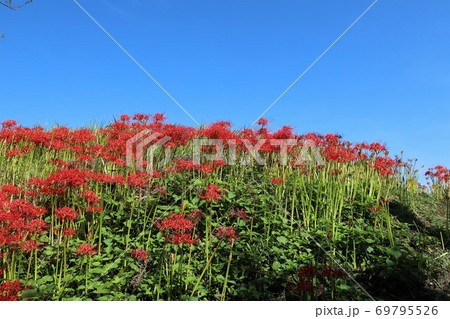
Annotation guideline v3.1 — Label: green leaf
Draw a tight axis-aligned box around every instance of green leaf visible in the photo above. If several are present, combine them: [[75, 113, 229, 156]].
[[272, 261, 281, 270], [386, 258, 395, 266], [20, 289, 38, 299], [227, 191, 236, 199], [276, 236, 287, 244], [37, 275, 53, 285]]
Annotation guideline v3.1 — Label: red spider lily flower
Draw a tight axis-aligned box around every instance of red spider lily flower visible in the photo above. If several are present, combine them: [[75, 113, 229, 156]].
[[87, 205, 103, 213], [368, 142, 387, 153], [132, 113, 150, 122], [197, 121, 238, 142], [372, 156, 396, 176], [130, 249, 148, 262], [153, 113, 166, 122], [6, 149, 23, 158], [26, 219, 49, 234], [149, 170, 162, 178], [228, 208, 249, 222], [77, 154, 94, 162], [113, 158, 126, 166], [256, 118, 269, 126], [1, 185, 20, 197], [199, 184, 223, 202], [24, 189, 39, 198], [119, 114, 131, 122], [215, 226, 239, 244], [295, 279, 315, 294], [126, 172, 148, 187], [1, 120, 18, 129], [273, 125, 295, 139], [165, 141, 176, 148], [270, 178, 284, 185], [21, 239, 40, 253], [156, 213, 194, 231], [166, 233, 198, 245], [188, 209, 204, 224], [8, 200, 47, 218], [63, 228, 77, 237], [298, 265, 320, 278], [76, 243, 96, 257], [20, 146, 32, 154], [175, 159, 199, 172], [156, 213, 197, 245], [200, 164, 215, 174], [0, 280, 24, 301], [322, 267, 346, 278], [212, 159, 226, 168], [29, 169, 89, 194], [82, 190, 101, 203], [426, 165, 450, 183], [55, 207, 78, 221]]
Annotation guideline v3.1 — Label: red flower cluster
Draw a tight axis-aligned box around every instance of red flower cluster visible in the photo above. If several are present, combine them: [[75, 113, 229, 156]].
[[256, 118, 269, 126], [215, 226, 239, 244], [295, 265, 346, 295], [298, 265, 320, 277], [156, 213, 197, 245], [76, 243, 96, 257], [372, 156, 396, 176], [0, 280, 24, 301], [228, 208, 249, 222], [298, 265, 346, 279], [153, 113, 166, 122], [0, 113, 446, 300], [133, 113, 150, 122], [321, 267, 346, 278], [270, 178, 284, 185], [21, 239, 40, 253], [1, 184, 20, 196], [130, 249, 147, 262], [63, 228, 77, 237], [2, 120, 18, 129], [87, 205, 103, 213], [5, 147, 31, 158], [199, 184, 223, 202], [0, 114, 405, 191], [426, 165, 449, 184], [29, 170, 88, 195], [0, 189, 48, 255], [82, 190, 101, 203], [157, 213, 194, 231], [55, 207, 78, 221]]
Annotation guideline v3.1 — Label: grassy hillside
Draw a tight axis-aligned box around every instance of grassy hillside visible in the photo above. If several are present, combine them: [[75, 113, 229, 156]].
[[0, 115, 449, 301]]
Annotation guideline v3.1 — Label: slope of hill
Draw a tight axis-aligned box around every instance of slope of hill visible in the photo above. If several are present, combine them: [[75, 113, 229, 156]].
[[0, 115, 449, 301]]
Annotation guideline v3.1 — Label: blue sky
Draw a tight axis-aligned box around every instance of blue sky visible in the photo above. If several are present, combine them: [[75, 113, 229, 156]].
[[1, 0, 449, 174]]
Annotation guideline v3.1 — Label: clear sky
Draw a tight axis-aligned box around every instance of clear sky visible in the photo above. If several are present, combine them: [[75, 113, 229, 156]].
[[0, 0, 449, 175]]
